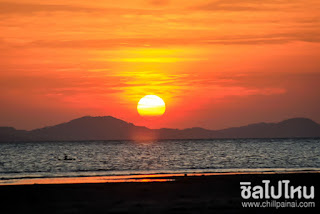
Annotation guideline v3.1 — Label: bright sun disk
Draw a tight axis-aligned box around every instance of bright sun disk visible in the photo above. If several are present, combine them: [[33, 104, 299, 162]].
[[137, 95, 166, 117]]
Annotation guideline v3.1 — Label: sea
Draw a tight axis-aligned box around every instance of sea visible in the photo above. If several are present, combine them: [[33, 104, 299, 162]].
[[1, 138, 320, 184]]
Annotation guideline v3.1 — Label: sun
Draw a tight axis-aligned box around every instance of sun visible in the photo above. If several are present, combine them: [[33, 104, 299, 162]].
[[137, 95, 166, 118]]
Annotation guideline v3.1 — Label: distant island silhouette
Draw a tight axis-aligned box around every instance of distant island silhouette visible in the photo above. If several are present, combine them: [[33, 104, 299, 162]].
[[0, 116, 320, 142]]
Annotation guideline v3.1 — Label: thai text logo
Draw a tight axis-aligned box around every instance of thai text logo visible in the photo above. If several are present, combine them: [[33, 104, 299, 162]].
[[240, 180, 314, 199]]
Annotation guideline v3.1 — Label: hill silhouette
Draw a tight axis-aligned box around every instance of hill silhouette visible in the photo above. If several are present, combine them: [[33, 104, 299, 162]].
[[0, 116, 319, 142]]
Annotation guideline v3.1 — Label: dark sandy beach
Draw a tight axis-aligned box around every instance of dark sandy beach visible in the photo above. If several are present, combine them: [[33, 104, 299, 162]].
[[0, 172, 319, 214]]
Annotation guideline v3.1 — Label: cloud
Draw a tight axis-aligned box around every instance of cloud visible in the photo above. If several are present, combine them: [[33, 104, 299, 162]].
[[192, 0, 301, 11], [0, 1, 96, 14], [0, 1, 161, 15], [1, 30, 319, 51], [149, 0, 170, 6]]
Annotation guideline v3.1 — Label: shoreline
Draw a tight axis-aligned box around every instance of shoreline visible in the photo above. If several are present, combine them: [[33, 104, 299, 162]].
[[0, 171, 319, 213], [1, 169, 320, 186]]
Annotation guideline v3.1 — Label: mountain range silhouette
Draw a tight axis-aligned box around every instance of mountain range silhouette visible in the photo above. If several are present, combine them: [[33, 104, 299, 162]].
[[0, 116, 320, 142]]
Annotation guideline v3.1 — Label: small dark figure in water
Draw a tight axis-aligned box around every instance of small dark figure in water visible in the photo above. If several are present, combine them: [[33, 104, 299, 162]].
[[62, 155, 75, 161]]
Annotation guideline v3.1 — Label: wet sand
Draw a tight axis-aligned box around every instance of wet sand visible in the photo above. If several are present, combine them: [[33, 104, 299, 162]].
[[0, 172, 319, 213]]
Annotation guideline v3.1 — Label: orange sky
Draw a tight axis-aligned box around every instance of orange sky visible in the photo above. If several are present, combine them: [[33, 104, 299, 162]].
[[1, 0, 320, 130]]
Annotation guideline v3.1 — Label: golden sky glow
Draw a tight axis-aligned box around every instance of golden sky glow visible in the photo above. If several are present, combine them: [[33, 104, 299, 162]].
[[0, 0, 320, 130]]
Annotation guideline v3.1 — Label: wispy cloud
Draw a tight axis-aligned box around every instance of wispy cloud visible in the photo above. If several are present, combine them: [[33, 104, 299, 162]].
[[0, 1, 96, 14], [149, 0, 170, 6], [2, 30, 319, 51], [192, 0, 303, 11], [0, 1, 163, 15]]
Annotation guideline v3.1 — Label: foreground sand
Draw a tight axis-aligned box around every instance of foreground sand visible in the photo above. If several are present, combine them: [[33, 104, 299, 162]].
[[0, 172, 319, 213]]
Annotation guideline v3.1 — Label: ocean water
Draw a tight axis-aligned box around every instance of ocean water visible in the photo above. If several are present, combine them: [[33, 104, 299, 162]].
[[0, 138, 320, 182]]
